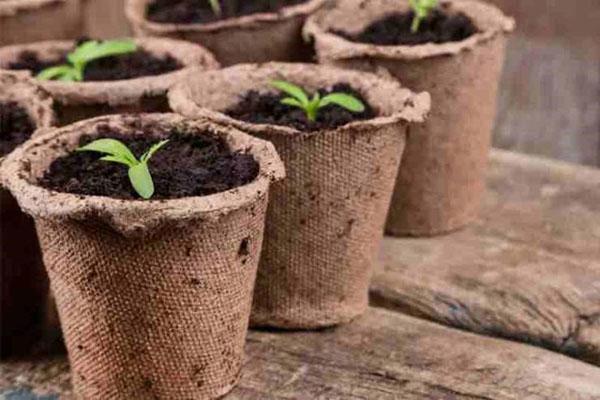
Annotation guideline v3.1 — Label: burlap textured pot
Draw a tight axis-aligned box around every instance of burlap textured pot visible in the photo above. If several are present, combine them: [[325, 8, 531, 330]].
[[81, 0, 132, 38], [126, 0, 326, 66], [169, 63, 430, 328], [0, 0, 81, 46], [0, 113, 284, 399], [305, 0, 514, 236], [0, 37, 219, 126], [0, 72, 55, 358]]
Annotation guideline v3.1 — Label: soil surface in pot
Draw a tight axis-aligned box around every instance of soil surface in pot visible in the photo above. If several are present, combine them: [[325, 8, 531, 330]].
[[335, 9, 477, 46], [0, 102, 36, 157], [40, 124, 259, 200], [225, 83, 375, 132], [146, 0, 307, 24], [8, 44, 182, 82]]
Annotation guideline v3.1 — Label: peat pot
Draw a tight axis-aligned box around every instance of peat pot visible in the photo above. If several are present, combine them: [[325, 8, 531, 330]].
[[0, 0, 80, 46], [0, 37, 219, 126], [0, 113, 284, 399], [81, 0, 132, 39], [0, 72, 55, 358], [126, 0, 326, 66], [305, 0, 514, 236], [169, 63, 430, 329]]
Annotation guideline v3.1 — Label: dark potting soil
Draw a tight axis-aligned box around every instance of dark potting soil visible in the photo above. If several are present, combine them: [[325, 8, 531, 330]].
[[8, 47, 182, 82], [0, 102, 36, 157], [147, 0, 307, 24], [335, 9, 477, 46], [40, 125, 259, 200], [225, 83, 375, 132]]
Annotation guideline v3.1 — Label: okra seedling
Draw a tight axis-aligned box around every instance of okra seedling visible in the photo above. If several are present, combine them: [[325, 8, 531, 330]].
[[77, 138, 169, 199], [270, 80, 365, 122], [208, 0, 222, 16], [409, 0, 438, 33], [37, 39, 137, 82]]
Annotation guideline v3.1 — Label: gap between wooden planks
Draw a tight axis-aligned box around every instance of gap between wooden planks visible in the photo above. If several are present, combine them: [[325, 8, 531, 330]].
[[373, 149, 600, 366]]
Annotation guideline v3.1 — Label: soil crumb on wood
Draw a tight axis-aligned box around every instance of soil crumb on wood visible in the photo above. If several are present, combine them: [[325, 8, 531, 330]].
[[335, 9, 477, 46], [40, 125, 259, 200], [225, 83, 375, 132], [147, 0, 307, 24], [8, 43, 182, 82], [0, 101, 36, 156]]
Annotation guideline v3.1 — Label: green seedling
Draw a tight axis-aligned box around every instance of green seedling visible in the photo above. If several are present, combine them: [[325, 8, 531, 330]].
[[208, 0, 222, 16], [270, 80, 365, 122], [37, 39, 137, 82], [409, 0, 438, 33], [77, 138, 169, 199]]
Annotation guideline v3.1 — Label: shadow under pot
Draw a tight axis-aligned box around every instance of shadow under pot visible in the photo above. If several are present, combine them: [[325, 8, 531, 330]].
[[0, 38, 219, 126], [305, 0, 515, 236], [169, 62, 430, 329], [0, 0, 80, 46], [126, 0, 326, 66], [0, 72, 56, 359], [0, 113, 284, 399]]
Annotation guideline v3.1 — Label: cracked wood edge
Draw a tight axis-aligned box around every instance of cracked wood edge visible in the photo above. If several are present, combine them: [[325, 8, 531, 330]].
[[372, 149, 600, 365], [2, 308, 600, 399]]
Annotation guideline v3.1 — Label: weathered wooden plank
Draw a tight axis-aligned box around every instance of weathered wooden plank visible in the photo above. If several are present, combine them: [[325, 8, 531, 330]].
[[2, 307, 600, 399], [372, 149, 600, 365]]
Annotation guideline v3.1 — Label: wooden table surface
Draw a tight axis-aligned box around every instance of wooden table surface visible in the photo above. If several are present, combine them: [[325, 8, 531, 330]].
[[2, 149, 600, 399]]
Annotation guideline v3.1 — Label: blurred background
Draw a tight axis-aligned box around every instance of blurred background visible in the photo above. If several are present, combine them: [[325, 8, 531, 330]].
[[488, 0, 599, 167], [2, 0, 599, 166]]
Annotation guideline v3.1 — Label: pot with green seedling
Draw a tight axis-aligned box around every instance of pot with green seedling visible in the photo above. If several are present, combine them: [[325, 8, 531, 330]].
[[0, 37, 219, 126], [125, 0, 327, 66], [0, 0, 80, 46], [0, 113, 285, 399], [169, 63, 430, 329], [305, 0, 515, 236], [0, 72, 56, 359]]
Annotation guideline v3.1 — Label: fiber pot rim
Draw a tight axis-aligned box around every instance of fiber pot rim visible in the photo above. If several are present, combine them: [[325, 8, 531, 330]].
[[0, 113, 285, 238], [0, 0, 65, 17], [125, 0, 327, 34], [303, 0, 515, 61], [0, 38, 220, 106], [168, 62, 431, 138], [0, 72, 56, 165]]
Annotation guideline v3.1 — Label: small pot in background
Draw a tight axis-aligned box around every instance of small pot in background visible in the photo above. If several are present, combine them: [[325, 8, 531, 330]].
[[0, 0, 81, 46], [126, 0, 326, 66], [305, 0, 514, 236], [81, 0, 132, 39], [0, 38, 219, 126]]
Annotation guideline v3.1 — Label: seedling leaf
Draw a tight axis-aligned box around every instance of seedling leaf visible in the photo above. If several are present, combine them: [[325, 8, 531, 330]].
[[78, 138, 137, 166], [77, 138, 168, 199], [140, 139, 169, 163], [320, 93, 366, 112], [208, 0, 222, 16], [128, 162, 154, 200], [409, 0, 439, 33], [38, 39, 137, 82], [271, 80, 309, 105], [271, 80, 366, 122], [37, 65, 76, 81]]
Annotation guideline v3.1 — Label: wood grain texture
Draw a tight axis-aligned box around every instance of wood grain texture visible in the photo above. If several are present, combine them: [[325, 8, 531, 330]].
[[3, 307, 600, 399], [372, 149, 600, 365]]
